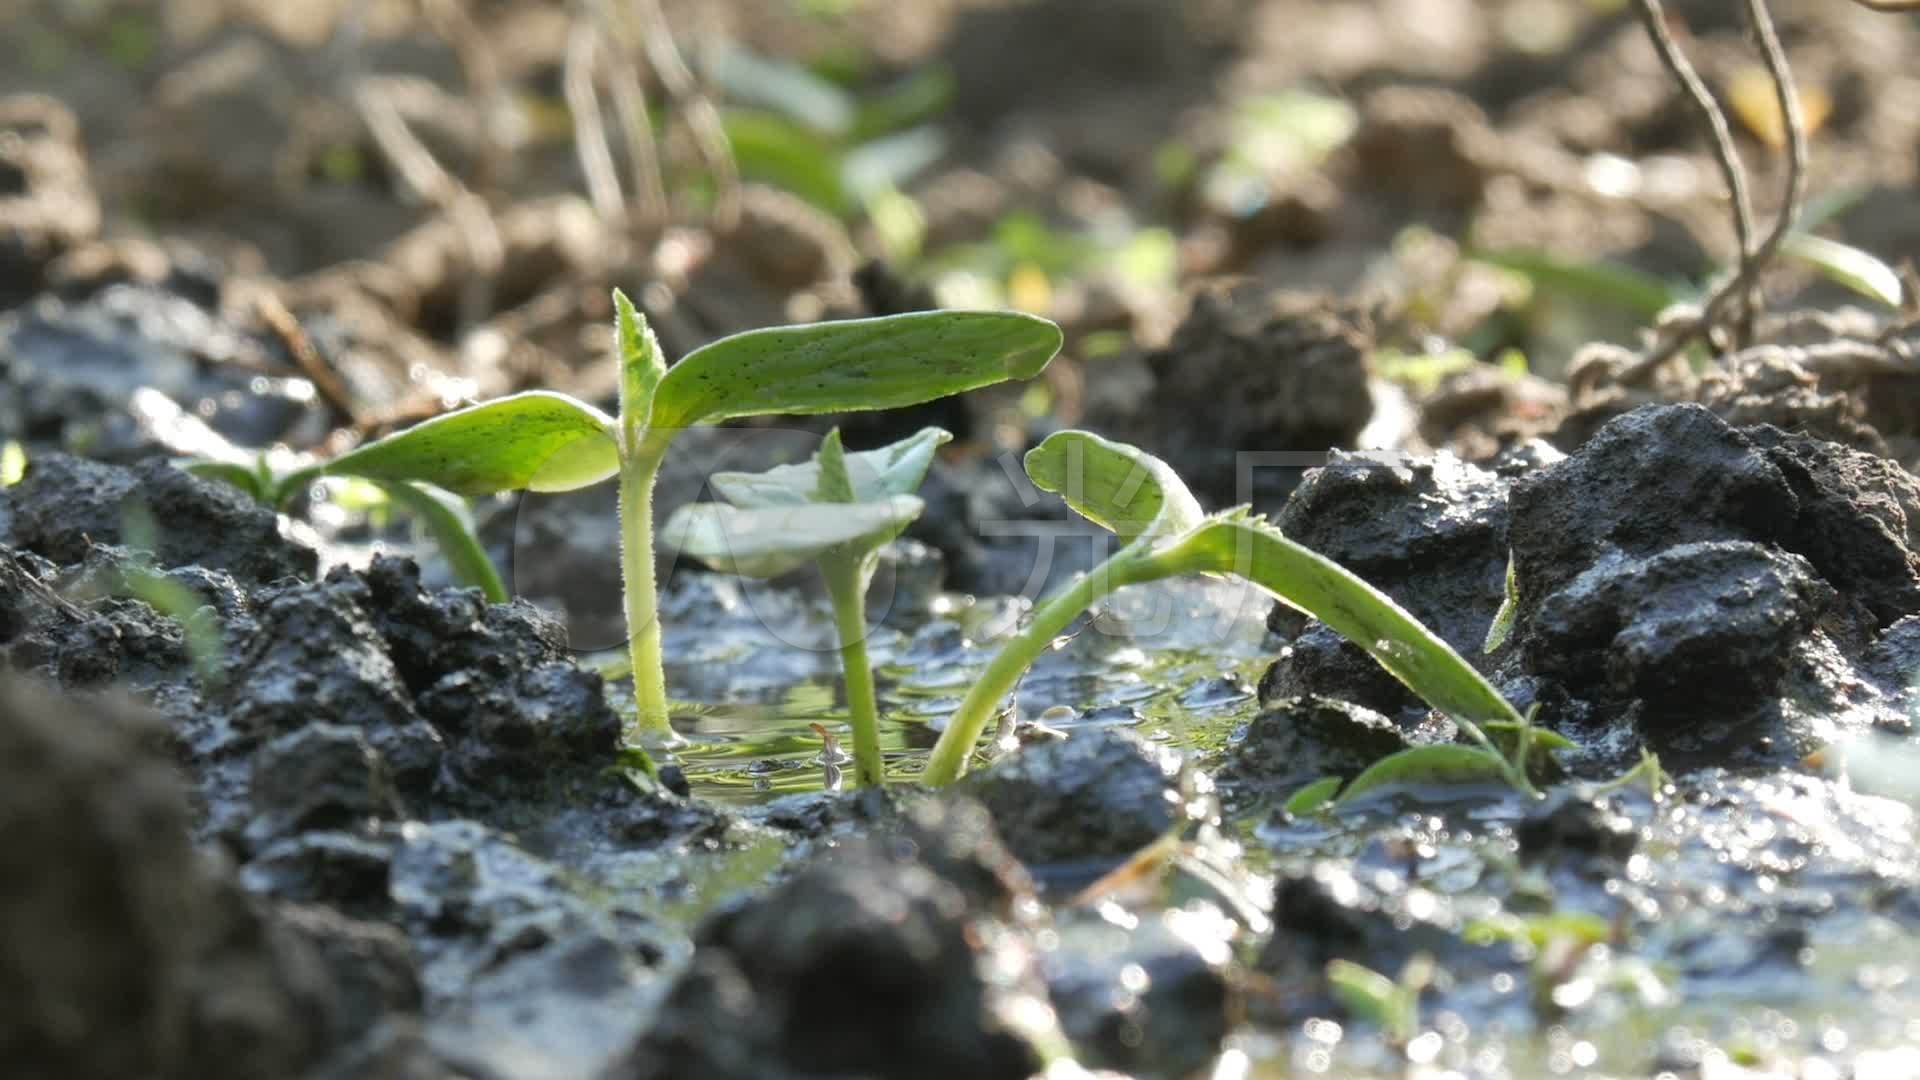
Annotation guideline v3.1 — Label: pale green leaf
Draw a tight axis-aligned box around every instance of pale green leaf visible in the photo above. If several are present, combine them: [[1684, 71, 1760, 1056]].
[[1334, 745, 1511, 804], [661, 497, 925, 578], [1022, 429, 1205, 546], [649, 311, 1061, 431], [1781, 232, 1904, 309], [315, 391, 619, 497], [1151, 514, 1524, 727], [710, 426, 951, 509]]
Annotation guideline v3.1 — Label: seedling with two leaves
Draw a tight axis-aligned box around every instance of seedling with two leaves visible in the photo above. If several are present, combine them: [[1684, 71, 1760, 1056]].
[[920, 429, 1554, 794], [206, 293, 1060, 777], [661, 426, 950, 787]]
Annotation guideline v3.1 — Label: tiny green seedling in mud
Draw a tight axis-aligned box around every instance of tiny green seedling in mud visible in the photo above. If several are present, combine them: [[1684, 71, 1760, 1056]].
[[189, 449, 509, 605], [919, 429, 1545, 792], [662, 426, 949, 787], [246, 293, 1059, 770]]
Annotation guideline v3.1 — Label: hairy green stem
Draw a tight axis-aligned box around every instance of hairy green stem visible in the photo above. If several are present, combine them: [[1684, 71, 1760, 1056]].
[[820, 555, 884, 787], [620, 444, 673, 737], [923, 563, 1121, 785]]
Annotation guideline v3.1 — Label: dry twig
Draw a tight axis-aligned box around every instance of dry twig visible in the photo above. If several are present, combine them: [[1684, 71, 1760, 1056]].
[[1619, 0, 1807, 385], [632, 0, 741, 228]]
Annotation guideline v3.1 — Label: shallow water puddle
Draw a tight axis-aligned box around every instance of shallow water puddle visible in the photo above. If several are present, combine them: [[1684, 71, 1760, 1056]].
[[645, 573, 1273, 801]]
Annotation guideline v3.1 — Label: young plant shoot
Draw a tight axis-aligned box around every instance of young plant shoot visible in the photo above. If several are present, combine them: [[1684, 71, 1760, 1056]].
[[920, 430, 1540, 791], [261, 293, 1061, 754], [662, 426, 949, 787]]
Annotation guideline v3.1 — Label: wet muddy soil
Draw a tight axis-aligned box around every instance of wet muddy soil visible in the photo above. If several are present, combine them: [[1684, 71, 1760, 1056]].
[[11, 1, 1920, 1077]]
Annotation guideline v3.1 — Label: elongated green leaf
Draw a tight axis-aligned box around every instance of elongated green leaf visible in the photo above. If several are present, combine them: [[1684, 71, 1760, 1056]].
[[1283, 776, 1344, 816], [661, 497, 925, 578], [1781, 232, 1904, 309], [1335, 744, 1511, 804], [1152, 513, 1524, 727], [649, 311, 1061, 431], [374, 479, 509, 604], [709, 427, 952, 509], [721, 109, 852, 215], [1483, 720, 1574, 753], [1023, 429, 1205, 546], [318, 391, 619, 497], [1466, 248, 1681, 318]]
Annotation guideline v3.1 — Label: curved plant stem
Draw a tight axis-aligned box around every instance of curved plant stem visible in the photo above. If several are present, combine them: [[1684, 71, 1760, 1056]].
[[922, 563, 1121, 786], [620, 444, 674, 738], [820, 555, 884, 787]]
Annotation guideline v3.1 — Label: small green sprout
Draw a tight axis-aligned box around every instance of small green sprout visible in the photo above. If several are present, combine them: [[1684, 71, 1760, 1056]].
[[1326, 955, 1430, 1045], [920, 430, 1534, 788], [264, 294, 1060, 760], [662, 426, 949, 787]]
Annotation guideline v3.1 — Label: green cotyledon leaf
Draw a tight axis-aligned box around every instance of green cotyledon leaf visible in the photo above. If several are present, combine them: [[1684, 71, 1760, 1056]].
[[660, 496, 926, 579], [648, 310, 1060, 431], [1149, 512, 1525, 728], [709, 426, 952, 509], [1022, 429, 1206, 547], [306, 391, 619, 498]]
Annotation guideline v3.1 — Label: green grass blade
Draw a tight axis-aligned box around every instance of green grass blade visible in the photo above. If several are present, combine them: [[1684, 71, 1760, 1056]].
[[1152, 514, 1524, 727], [374, 479, 509, 604], [1334, 744, 1510, 804], [1022, 429, 1205, 544], [661, 497, 925, 578], [318, 391, 619, 497], [1466, 248, 1681, 319], [1780, 232, 1904, 309], [649, 311, 1061, 430]]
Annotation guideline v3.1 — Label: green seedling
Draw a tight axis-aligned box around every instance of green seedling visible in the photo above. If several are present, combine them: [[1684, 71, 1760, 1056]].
[[261, 293, 1059, 756], [662, 426, 949, 787], [189, 454, 510, 604], [1326, 955, 1431, 1046], [920, 430, 1534, 788]]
